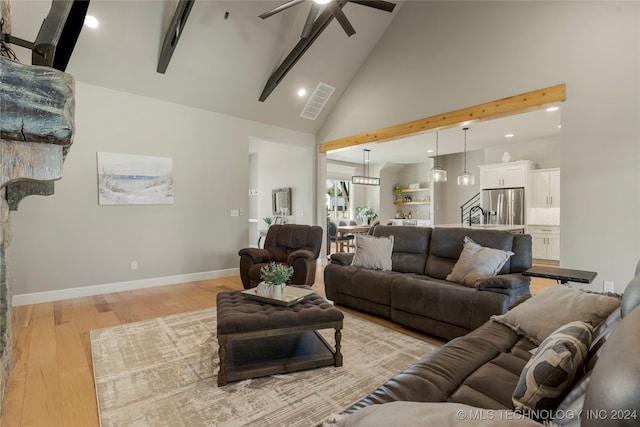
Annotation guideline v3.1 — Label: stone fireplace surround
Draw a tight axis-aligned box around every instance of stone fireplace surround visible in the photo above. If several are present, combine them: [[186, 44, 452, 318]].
[[0, 0, 76, 412]]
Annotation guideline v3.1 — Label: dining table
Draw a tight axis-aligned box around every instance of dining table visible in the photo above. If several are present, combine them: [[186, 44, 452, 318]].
[[326, 224, 372, 256], [337, 224, 371, 235]]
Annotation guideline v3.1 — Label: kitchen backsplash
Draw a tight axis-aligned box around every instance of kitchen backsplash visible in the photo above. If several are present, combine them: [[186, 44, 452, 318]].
[[528, 207, 560, 225]]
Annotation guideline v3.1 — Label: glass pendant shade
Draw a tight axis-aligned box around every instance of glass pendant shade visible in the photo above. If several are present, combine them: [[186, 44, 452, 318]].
[[352, 149, 380, 186], [457, 171, 475, 185], [458, 127, 475, 186], [429, 131, 447, 182], [429, 166, 447, 182]]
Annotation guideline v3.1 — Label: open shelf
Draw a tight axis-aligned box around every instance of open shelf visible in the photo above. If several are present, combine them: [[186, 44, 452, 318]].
[[394, 201, 430, 205], [401, 188, 429, 193]]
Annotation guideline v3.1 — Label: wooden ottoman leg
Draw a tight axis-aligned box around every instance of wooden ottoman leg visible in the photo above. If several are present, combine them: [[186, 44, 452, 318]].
[[217, 334, 228, 386], [334, 323, 343, 367]]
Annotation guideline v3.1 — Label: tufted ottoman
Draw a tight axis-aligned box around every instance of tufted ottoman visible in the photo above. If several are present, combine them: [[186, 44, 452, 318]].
[[216, 287, 344, 386]]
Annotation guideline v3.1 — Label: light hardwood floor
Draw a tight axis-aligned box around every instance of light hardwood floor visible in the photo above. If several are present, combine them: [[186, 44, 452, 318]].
[[0, 264, 552, 426]]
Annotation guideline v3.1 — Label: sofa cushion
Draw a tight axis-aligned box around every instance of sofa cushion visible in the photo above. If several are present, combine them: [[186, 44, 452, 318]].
[[513, 320, 593, 412], [342, 319, 536, 414], [351, 234, 394, 271], [331, 401, 544, 427], [371, 225, 431, 274], [446, 237, 514, 287], [492, 285, 620, 345], [426, 228, 516, 280], [391, 274, 525, 337], [324, 264, 401, 307]]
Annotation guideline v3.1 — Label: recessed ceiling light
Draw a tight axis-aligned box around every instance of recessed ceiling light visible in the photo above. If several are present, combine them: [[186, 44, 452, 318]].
[[427, 149, 434, 153], [505, 133, 514, 138], [546, 106, 559, 112], [557, 125, 562, 129], [314, 0, 332, 4], [297, 88, 306, 97], [84, 15, 99, 29]]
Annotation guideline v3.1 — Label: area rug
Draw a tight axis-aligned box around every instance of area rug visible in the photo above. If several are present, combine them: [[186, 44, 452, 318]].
[[91, 307, 438, 427]]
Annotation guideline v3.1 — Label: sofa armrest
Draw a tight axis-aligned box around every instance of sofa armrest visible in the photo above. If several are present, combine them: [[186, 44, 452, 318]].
[[477, 273, 530, 293], [330, 252, 355, 266], [287, 249, 316, 264], [238, 247, 272, 264]]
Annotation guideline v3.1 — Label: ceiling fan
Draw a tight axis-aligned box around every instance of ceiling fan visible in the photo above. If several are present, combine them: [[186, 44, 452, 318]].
[[259, 0, 396, 39]]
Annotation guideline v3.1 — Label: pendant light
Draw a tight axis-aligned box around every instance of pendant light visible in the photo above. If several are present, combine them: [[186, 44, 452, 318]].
[[352, 149, 380, 186], [457, 127, 475, 186], [428, 131, 447, 182]]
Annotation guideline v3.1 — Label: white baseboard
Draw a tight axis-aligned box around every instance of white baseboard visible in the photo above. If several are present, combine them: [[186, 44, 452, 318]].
[[12, 268, 240, 306]]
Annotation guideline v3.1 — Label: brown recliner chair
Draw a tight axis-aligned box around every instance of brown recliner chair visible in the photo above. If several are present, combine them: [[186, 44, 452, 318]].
[[239, 224, 323, 289]]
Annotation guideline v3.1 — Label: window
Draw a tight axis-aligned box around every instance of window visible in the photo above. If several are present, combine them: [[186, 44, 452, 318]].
[[326, 179, 351, 221]]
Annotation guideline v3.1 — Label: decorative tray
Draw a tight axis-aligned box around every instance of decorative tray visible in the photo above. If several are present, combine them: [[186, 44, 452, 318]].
[[242, 286, 315, 307]]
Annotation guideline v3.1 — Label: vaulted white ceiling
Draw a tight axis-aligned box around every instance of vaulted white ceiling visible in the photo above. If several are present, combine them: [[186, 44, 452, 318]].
[[8, 0, 401, 134]]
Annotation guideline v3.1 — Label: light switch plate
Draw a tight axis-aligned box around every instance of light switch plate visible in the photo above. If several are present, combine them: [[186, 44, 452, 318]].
[[603, 281, 615, 293]]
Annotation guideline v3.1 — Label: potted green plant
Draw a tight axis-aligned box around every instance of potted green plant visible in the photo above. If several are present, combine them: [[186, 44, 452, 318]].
[[356, 207, 378, 225], [263, 217, 273, 227], [260, 262, 294, 299], [393, 184, 404, 201]]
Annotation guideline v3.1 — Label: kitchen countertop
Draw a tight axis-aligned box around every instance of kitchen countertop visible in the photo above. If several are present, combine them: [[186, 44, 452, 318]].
[[435, 224, 526, 232]]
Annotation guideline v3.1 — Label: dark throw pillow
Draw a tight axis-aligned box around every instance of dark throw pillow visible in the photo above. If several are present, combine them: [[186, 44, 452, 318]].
[[513, 320, 594, 413]]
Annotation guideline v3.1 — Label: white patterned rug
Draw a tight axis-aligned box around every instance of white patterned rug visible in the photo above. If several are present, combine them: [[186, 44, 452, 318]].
[[91, 307, 438, 427]]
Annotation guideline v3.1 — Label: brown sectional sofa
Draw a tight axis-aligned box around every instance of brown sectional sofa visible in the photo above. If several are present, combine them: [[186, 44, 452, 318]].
[[335, 270, 640, 427], [325, 225, 533, 340]]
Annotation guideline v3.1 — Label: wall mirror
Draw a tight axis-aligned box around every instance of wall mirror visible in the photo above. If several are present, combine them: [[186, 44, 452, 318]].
[[272, 188, 292, 215]]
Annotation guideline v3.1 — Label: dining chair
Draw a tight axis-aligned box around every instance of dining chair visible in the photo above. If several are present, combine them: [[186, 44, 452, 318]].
[[328, 219, 354, 253]]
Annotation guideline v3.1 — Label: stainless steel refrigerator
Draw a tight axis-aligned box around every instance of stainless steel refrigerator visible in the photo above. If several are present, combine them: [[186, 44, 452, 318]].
[[482, 188, 525, 225]]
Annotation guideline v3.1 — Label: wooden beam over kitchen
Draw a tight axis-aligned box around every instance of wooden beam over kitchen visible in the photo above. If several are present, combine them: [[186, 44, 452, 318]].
[[319, 83, 566, 153]]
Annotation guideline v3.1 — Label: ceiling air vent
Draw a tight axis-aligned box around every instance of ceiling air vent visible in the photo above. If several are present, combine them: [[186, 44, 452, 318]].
[[300, 82, 335, 120]]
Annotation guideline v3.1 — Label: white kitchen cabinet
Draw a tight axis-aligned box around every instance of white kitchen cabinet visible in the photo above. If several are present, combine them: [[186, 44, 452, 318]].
[[532, 169, 560, 207], [528, 225, 560, 260], [479, 161, 533, 189]]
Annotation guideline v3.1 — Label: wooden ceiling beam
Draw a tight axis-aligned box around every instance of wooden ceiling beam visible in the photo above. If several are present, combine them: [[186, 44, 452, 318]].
[[319, 84, 566, 153], [157, 0, 195, 74], [259, 2, 349, 102]]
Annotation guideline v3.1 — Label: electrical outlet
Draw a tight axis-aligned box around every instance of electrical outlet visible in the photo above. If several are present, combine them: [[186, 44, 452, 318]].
[[603, 281, 614, 293], [131, 261, 138, 271]]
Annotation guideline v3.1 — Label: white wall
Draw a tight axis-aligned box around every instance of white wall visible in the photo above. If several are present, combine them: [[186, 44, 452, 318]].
[[317, 1, 640, 291], [484, 136, 561, 169], [438, 151, 484, 224], [251, 137, 316, 242], [9, 82, 315, 297]]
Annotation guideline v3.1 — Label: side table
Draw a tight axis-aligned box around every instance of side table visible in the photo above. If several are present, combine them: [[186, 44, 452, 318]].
[[523, 265, 597, 284]]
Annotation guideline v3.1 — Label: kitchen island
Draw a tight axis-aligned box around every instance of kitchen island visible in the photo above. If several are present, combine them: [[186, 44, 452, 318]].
[[435, 224, 525, 234]]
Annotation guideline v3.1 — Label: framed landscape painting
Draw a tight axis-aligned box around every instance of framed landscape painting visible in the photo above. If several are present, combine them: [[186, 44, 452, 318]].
[[97, 152, 174, 205]]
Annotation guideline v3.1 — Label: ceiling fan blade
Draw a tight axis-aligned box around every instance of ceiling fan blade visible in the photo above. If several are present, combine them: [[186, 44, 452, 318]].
[[259, 0, 307, 19], [301, 3, 320, 38], [327, 1, 356, 36], [349, 0, 396, 13]]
